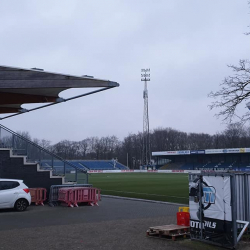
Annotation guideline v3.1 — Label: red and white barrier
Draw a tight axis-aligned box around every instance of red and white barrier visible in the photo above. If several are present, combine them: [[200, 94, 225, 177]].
[[58, 187, 101, 207], [29, 188, 47, 206], [58, 188, 74, 207]]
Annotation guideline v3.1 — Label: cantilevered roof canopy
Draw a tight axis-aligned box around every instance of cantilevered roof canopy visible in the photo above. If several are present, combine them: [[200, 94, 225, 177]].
[[0, 65, 119, 118]]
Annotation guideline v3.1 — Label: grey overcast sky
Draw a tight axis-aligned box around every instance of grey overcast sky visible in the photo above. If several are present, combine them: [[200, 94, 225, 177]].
[[0, 0, 250, 143]]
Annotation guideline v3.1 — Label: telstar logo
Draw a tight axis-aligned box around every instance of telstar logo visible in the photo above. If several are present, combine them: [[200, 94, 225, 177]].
[[203, 186, 216, 204], [191, 220, 216, 229]]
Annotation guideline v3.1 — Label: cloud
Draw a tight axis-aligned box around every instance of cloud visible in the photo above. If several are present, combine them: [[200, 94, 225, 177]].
[[0, 0, 249, 143]]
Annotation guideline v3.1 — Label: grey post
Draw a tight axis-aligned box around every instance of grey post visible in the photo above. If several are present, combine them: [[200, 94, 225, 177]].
[[230, 174, 237, 247], [199, 174, 203, 240]]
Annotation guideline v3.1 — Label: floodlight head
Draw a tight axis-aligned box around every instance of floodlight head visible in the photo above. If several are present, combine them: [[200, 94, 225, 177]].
[[141, 68, 150, 81]]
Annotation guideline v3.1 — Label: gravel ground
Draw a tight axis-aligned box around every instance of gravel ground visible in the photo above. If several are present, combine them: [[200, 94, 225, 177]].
[[0, 197, 249, 250]]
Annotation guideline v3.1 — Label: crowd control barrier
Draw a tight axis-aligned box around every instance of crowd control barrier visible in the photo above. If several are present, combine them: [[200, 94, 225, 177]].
[[58, 188, 74, 207], [30, 188, 47, 206], [49, 184, 92, 206], [58, 187, 101, 207]]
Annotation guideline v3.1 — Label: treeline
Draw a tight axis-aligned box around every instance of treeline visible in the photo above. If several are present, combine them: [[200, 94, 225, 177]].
[[22, 123, 250, 168]]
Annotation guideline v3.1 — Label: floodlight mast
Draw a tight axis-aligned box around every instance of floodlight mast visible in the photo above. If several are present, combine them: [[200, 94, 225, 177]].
[[141, 68, 151, 167]]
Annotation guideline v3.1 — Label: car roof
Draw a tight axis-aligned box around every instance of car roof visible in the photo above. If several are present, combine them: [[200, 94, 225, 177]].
[[0, 178, 23, 182]]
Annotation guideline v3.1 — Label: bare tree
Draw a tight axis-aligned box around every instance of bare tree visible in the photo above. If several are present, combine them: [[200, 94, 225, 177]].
[[187, 133, 213, 150], [209, 3, 250, 123], [222, 122, 246, 148], [209, 60, 250, 122], [79, 138, 90, 159]]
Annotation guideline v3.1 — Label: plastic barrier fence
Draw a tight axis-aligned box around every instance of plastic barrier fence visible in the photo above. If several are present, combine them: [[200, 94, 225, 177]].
[[30, 188, 47, 206], [58, 187, 101, 207], [58, 188, 73, 207], [49, 184, 92, 206]]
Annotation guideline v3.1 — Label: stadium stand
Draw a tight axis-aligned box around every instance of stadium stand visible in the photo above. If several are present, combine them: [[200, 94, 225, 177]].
[[159, 162, 185, 170], [78, 161, 114, 170], [153, 148, 250, 171], [115, 162, 128, 170]]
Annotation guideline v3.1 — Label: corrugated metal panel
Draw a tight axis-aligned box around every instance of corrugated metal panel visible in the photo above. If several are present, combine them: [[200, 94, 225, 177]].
[[235, 173, 250, 228]]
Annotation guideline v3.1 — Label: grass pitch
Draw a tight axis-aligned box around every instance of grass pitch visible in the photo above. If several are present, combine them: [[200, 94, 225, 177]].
[[88, 173, 189, 204]]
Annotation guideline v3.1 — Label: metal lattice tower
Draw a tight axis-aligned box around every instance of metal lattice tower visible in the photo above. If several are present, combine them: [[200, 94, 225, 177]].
[[141, 68, 151, 166]]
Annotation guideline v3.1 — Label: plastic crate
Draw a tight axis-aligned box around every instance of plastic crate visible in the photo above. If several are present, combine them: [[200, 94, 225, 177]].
[[177, 212, 190, 226], [179, 207, 189, 212]]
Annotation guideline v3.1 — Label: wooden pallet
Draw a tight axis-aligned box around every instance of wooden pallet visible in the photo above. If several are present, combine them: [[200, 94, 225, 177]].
[[146, 224, 190, 241]]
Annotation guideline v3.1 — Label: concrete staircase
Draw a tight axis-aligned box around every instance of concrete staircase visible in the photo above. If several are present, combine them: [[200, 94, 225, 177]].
[[0, 148, 65, 190]]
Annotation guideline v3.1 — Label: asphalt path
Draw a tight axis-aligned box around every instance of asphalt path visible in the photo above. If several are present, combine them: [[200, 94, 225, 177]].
[[0, 197, 178, 230], [0, 197, 249, 250]]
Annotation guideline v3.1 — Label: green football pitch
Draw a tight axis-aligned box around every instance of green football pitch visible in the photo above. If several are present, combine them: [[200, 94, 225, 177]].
[[88, 173, 189, 204]]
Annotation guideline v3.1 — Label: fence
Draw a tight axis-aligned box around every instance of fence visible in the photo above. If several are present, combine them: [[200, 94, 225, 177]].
[[30, 188, 47, 206], [48, 184, 92, 206], [58, 187, 101, 207], [189, 172, 250, 248], [235, 173, 250, 226]]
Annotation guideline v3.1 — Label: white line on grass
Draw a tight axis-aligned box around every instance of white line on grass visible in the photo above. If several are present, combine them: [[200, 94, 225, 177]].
[[102, 189, 188, 200], [102, 195, 187, 206]]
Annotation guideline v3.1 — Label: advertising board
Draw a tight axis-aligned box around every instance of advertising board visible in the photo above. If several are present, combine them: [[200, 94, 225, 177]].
[[88, 170, 104, 173], [205, 149, 223, 154], [224, 148, 241, 153], [189, 175, 233, 247], [177, 150, 190, 155], [87, 170, 199, 174], [153, 147, 250, 156], [190, 150, 205, 154]]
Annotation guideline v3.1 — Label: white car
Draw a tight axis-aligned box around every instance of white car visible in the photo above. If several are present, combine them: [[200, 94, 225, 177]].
[[0, 179, 31, 211]]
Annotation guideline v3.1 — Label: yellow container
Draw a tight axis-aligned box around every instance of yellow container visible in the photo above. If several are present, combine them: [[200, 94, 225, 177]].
[[179, 207, 189, 212]]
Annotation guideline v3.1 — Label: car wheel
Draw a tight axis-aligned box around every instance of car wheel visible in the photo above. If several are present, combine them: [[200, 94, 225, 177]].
[[14, 199, 28, 212]]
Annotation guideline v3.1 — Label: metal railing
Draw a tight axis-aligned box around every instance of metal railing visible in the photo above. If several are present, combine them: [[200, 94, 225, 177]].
[[0, 124, 88, 184]]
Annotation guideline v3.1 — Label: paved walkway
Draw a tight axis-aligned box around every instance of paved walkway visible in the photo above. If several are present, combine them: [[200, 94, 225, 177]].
[[0, 197, 249, 250]]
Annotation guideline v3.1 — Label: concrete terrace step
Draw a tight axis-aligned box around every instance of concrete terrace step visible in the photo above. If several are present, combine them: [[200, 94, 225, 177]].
[[0, 148, 65, 189]]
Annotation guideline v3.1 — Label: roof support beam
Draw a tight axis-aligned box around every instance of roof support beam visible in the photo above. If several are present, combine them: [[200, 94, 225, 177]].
[[0, 92, 57, 104], [0, 86, 115, 120]]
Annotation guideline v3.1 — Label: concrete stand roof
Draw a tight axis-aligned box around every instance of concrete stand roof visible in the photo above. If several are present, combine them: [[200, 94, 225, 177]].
[[0, 65, 119, 114]]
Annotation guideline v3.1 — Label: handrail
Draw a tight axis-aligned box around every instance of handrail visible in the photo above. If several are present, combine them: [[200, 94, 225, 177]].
[[0, 123, 87, 174]]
